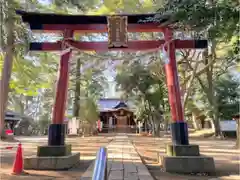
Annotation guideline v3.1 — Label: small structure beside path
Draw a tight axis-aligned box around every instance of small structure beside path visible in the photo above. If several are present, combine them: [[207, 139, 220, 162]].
[[232, 113, 240, 148]]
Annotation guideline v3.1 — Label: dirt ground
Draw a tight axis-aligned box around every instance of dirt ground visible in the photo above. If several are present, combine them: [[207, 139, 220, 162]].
[[0, 135, 112, 180], [0, 134, 239, 180], [129, 135, 240, 180]]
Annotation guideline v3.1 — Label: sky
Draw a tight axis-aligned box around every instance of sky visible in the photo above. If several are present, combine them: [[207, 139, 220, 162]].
[[102, 60, 120, 98]]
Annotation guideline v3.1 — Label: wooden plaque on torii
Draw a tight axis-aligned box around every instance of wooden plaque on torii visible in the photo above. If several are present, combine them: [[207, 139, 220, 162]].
[[107, 16, 128, 48]]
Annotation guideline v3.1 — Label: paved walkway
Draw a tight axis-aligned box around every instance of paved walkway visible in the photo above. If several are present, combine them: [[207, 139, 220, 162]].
[[81, 134, 154, 180]]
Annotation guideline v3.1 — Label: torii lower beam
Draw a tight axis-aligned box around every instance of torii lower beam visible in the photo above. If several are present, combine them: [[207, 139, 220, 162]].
[[29, 40, 207, 52]]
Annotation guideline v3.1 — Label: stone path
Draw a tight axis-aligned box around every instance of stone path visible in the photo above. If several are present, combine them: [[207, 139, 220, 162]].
[[81, 134, 154, 180]]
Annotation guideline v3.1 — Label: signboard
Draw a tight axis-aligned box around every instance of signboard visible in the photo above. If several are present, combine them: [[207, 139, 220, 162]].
[[220, 120, 237, 132], [107, 16, 128, 48]]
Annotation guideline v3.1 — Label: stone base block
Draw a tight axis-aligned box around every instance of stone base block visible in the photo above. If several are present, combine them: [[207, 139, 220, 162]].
[[161, 155, 215, 173], [24, 152, 80, 170], [37, 144, 71, 156], [166, 144, 200, 156]]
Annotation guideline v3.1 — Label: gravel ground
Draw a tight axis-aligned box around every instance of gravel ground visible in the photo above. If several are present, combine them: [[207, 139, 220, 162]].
[[129, 135, 239, 180], [1, 134, 239, 180], [0, 135, 113, 180]]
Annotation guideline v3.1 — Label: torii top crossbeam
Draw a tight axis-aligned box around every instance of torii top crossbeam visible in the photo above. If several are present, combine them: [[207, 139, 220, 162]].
[[16, 10, 167, 32], [16, 10, 207, 52]]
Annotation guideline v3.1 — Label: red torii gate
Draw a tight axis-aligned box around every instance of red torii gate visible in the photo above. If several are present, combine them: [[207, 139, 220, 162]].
[[17, 10, 207, 147]]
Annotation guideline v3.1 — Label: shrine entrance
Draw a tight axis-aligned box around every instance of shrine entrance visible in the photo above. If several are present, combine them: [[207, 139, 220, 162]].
[[99, 99, 136, 133], [17, 10, 207, 146]]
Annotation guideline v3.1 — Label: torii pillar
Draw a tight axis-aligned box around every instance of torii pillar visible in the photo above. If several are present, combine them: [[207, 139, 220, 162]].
[[161, 28, 215, 174], [48, 31, 73, 146], [23, 30, 81, 170], [164, 28, 189, 145]]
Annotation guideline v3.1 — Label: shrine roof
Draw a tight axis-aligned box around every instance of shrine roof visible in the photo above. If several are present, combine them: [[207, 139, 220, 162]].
[[16, 10, 169, 25], [114, 102, 128, 109], [5, 110, 33, 121], [98, 98, 134, 112]]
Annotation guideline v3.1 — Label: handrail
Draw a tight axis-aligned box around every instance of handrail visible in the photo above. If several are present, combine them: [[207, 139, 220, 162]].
[[92, 147, 107, 180]]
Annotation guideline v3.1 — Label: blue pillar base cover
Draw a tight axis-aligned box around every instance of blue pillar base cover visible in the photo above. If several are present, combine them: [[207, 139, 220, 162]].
[[48, 124, 65, 146], [171, 122, 189, 145]]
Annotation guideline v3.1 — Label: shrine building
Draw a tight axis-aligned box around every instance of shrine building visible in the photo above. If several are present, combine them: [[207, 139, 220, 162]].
[[98, 98, 136, 133]]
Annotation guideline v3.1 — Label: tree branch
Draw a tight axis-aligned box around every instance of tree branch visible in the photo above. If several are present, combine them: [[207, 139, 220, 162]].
[[182, 54, 216, 85], [183, 52, 201, 108]]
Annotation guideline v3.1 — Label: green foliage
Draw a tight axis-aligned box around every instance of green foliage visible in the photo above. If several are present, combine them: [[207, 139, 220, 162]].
[[1, 0, 238, 137], [230, 36, 240, 57], [152, 1, 239, 135], [0, 0, 58, 98], [38, 89, 55, 121], [115, 61, 169, 122], [88, 0, 162, 14], [79, 97, 99, 124], [190, 72, 240, 122], [155, 0, 239, 40], [38, 118, 51, 134], [80, 68, 108, 99], [215, 74, 240, 120]]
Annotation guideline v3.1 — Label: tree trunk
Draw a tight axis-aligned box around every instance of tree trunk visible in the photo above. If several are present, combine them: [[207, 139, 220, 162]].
[[73, 58, 81, 117], [200, 117, 205, 129], [196, 41, 222, 137], [236, 119, 240, 149], [163, 115, 169, 133], [212, 100, 222, 136], [0, 11, 15, 139], [138, 121, 142, 134], [208, 41, 222, 137], [209, 118, 215, 131], [192, 113, 201, 130], [154, 120, 161, 137], [213, 117, 221, 136]]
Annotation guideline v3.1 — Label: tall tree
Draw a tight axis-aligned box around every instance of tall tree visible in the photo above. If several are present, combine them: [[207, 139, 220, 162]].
[[153, 0, 239, 136], [115, 60, 168, 136], [0, 0, 16, 139], [0, 0, 56, 138], [215, 74, 239, 120]]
